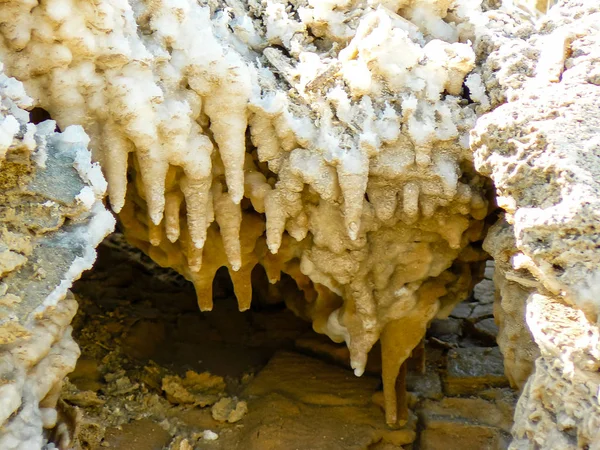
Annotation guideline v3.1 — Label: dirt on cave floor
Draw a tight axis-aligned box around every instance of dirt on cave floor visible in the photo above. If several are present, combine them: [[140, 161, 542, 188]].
[[55, 236, 517, 450]]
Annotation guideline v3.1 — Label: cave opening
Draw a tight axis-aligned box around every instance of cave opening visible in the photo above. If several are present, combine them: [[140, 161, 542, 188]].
[[53, 228, 517, 450]]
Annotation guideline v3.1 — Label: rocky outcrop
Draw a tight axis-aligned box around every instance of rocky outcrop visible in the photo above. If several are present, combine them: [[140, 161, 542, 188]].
[[0, 65, 114, 448], [472, 0, 600, 446]]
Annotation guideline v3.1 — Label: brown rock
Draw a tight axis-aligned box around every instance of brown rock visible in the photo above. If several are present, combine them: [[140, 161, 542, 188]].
[[211, 397, 248, 423], [162, 371, 226, 406], [420, 424, 509, 450], [213, 351, 418, 449], [245, 351, 380, 406], [419, 398, 513, 433]]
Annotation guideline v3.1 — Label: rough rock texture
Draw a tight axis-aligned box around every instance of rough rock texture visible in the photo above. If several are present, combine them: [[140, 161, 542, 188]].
[[1, 0, 599, 447], [0, 65, 114, 447], [0, 0, 502, 426], [472, 0, 600, 447], [484, 221, 539, 390]]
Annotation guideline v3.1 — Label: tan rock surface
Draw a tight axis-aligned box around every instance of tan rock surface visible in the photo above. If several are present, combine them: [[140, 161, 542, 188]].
[[472, 0, 600, 446]]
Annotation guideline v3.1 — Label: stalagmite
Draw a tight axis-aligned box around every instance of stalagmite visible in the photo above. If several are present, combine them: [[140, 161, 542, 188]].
[[380, 282, 442, 425]]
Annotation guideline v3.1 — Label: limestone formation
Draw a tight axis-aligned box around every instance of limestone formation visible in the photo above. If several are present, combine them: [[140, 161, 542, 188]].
[[0, 0, 498, 428], [0, 0, 599, 448], [0, 65, 114, 447], [472, 0, 600, 446]]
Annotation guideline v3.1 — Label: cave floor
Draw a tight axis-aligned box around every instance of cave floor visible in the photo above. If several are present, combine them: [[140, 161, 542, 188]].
[[59, 239, 517, 450]]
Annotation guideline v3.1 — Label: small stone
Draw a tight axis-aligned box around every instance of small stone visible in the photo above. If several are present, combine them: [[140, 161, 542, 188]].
[[450, 302, 472, 319], [202, 430, 219, 441], [428, 318, 462, 338], [444, 347, 508, 395], [0, 293, 21, 307], [407, 371, 443, 400], [484, 261, 495, 280], [178, 439, 194, 450], [107, 376, 139, 396], [211, 397, 248, 423], [473, 279, 495, 304], [469, 303, 494, 322], [61, 389, 105, 407], [474, 318, 499, 341], [162, 371, 226, 406], [167, 437, 194, 450], [427, 319, 462, 347]]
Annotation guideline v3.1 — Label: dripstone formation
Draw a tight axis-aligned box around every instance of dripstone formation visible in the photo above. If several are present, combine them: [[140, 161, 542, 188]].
[[0, 0, 496, 429], [0, 0, 597, 448]]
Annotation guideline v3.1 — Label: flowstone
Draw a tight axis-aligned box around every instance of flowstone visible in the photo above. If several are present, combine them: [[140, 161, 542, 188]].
[[0, 65, 114, 447]]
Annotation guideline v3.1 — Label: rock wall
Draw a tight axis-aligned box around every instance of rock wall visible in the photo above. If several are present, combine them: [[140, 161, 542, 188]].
[[0, 65, 114, 448], [472, 0, 600, 447]]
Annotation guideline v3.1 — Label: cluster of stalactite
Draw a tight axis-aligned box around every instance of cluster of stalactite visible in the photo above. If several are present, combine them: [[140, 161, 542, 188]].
[[0, 0, 501, 428]]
